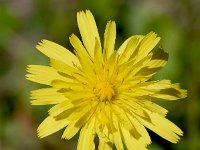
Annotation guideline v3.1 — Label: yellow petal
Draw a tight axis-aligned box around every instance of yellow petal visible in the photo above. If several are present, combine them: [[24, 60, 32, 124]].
[[96, 124, 113, 144], [121, 127, 147, 150], [142, 101, 168, 117], [103, 21, 116, 60], [37, 116, 70, 138], [116, 54, 152, 83], [135, 48, 168, 80], [71, 71, 94, 85], [118, 36, 140, 65], [114, 99, 150, 124], [63, 90, 95, 100], [139, 80, 172, 90], [77, 10, 101, 58], [151, 84, 187, 100], [117, 35, 144, 56], [130, 80, 187, 100], [50, 59, 79, 76], [69, 34, 96, 80], [127, 114, 151, 146], [49, 99, 90, 118], [105, 51, 118, 82], [111, 104, 135, 131], [26, 65, 72, 85], [30, 88, 67, 105], [94, 39, 104, 81], [62, 106, 97, 140], [36, 40, 80, 67], [135, 32, 160, 63], [147, 48, 168, 69], [110, 114, 124, 150], [98, 139, 113, 150], [54, 106, 82, 121], [51, 80, 84, 91], [96, 103, 113, 125], [114, 103, 151, 149], [62, 121, 80, 140], [112, 101, 151, 147], [69, 34, 89, 58], [55, 101, 94, 122], [48, 100, 74, 117], [137, 110, 183, 143], [77, 118, 96, 150]]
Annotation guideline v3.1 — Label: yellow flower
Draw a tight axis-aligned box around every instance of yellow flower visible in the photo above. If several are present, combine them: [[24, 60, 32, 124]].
[[26, 10, 187, 150]]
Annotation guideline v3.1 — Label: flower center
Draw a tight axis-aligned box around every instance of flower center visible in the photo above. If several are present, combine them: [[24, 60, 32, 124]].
[[94, 82, 116, 102]]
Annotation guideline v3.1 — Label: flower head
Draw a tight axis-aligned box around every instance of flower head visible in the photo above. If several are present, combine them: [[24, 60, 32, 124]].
[[26, 10, 187, 150]]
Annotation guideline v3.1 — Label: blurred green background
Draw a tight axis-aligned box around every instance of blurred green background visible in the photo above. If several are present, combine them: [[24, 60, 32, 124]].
[[0, 0, 200, 150]]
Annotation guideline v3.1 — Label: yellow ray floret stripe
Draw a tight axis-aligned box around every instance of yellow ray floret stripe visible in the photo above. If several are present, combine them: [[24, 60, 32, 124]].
[[37, 116, 70, 138], [36, 40, 80, 68], [62, 121, 81, 140], [77, 10, 101, 58], [77, 118, 96, 150], [117, 35, 144, 56], [127, 115, 151, 146], [26, 65, 73, 85], [98, 139, 113, 150], [103, 21, 116, 60], [137, 109, 183, 143], [135, 32, 160, 63], [118, 37, 140, 65], [128, 80, 187, 100], [30, 88, 67, 105], [121, 127, 147, 150]]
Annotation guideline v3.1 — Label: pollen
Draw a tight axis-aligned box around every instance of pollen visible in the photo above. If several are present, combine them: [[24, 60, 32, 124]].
[[94, 82, 116, 102]]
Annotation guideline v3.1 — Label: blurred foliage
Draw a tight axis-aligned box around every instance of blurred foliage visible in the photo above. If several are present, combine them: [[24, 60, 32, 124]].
[[0, 0, 200, 150]]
